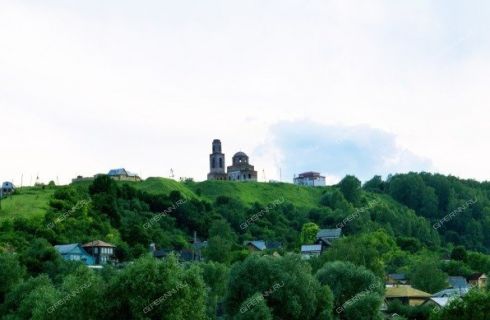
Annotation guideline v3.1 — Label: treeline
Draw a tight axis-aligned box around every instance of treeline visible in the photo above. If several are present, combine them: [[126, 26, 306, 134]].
[[0, 173, 490, 319]]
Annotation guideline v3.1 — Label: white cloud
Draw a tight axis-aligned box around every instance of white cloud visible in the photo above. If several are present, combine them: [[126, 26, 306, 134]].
[[1, 0, 489, 184]]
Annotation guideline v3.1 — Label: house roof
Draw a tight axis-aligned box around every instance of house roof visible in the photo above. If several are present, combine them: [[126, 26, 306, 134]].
[[82, 240, 115, 248], [245, 240, 267, 251], [388, 273, 407, 281], [54, 243, 81, 254], [448, 276, 469, 289], [108, 168, 139, 177], [301, 244, 322, 253], [316, 228, 342, 239], [1, 181, 15, 189], [265, 241, 282, 250], [432, 288, 469, 298], [423, 297, 450, 307], [467, 273, 487, 281], [385, 285, 431, 298]]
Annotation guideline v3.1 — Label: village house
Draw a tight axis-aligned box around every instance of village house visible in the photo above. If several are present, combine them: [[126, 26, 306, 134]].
[[107, 168, 141, 181], [82, 240, 116, 265], [385, 285, 431, 306], [448, 276, 469, 291], [467, 273, 487, 289], [244, 240, 282, 252], [315, 228, 342, 252], [421, 297, 452, 310], [150, 233, 208, 262], [0, 181, 15, 197], [293, 172, 326, 187], [301, 244, 322, 260], [54, 243, 95, 265]]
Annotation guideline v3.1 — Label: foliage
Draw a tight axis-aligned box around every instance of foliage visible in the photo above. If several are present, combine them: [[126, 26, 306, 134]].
[[430, 290, 490, 320], [316, 261, 383, 320], [225, 254, 333, 320], [300, 222, 320, 245]]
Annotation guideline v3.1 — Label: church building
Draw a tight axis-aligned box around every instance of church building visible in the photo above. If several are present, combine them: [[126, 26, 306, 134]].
[[207, 139, 258, 181]]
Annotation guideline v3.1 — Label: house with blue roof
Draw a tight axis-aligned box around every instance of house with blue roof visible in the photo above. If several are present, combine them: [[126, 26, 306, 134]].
[[244, 240, 282, 252], [1, 181, 15, 198], [54, 244, 95, 265]]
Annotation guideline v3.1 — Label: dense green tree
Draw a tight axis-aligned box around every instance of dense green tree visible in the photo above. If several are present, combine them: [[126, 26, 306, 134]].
[[430, 290, 490, 320], [225, 254, 333, 320], [56, 266, 106, 320], [409, 258, 447, 293], [316, 261, 383, 320], [363, 175, 385, 193], [234, 294, 273, 320], [321, 231, 400, 277], [300, 222, 320, 245], [450, 246, 467, 261], [105, 254, 206, 320], [0, 253, 25, 304], [338, 175, 362, 205], [19, 238, 62, 277], [199, 261, 230, 318]]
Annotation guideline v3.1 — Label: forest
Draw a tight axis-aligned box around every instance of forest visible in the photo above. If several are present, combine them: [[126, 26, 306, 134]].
[[0, 172, 489, 319]]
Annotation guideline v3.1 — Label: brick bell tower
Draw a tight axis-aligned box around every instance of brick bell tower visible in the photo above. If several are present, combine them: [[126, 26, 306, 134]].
[[207, 139, 227, 180]]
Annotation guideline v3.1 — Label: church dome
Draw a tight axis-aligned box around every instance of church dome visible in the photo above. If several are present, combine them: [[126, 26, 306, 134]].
[[232, 151, 249, 165], [233, 151, 248, 158]]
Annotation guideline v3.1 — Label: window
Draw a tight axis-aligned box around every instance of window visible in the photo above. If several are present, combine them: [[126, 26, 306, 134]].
[[219, 158, 223, 168], [212, 158, 216, 168], [248, 174, 251, 179]]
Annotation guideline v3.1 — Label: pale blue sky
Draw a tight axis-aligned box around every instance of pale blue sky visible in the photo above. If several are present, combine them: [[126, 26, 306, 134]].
[[1, 1, 489, 184]]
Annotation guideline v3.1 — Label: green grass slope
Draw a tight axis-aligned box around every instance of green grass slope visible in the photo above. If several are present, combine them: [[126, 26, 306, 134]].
[[0, 187, 56, 222], [132, 177, 198, 199], [189, 180, 325, 208], [124, 178, 325, 208], [0, 179, 327, 222]]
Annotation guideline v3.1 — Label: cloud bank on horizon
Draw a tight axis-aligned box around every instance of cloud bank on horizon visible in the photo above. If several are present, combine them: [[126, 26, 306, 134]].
[[258, 121, 433, 184]]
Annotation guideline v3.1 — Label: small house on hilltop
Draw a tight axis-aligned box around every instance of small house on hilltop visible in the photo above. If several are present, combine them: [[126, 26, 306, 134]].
[[293, 172, 326, 187], [108, 168, 141, 182], [315, 228, 342, 251], [55, 244, 95, 265], [1, 181, 15, 197]]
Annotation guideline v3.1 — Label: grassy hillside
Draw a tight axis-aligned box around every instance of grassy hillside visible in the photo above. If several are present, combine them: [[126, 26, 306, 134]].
[[187, 180, 325, 207], [0, 187, 56, 222], [131, 178, 326, 208], [133, 177, 198, 199]]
